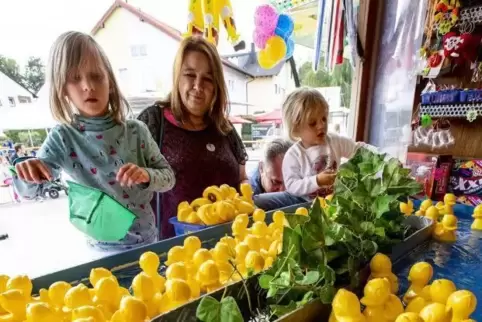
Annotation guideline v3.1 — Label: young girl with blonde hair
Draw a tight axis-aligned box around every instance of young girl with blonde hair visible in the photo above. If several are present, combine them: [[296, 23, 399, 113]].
[[14, 31, 175, 250], [282, 87, 376, 200]]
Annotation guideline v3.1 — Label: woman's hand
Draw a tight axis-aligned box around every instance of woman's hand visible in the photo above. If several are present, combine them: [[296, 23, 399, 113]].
[[15, 159, 52, 184], [316, 170, 336, 187], [116, 163, 150, 187]]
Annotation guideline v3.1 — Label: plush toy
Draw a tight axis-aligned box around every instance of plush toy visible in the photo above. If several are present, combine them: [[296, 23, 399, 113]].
[[184, 0, 245, 51]]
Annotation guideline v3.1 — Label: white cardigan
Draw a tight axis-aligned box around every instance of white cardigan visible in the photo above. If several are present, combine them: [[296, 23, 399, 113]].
[[282, 133, 375, 198]]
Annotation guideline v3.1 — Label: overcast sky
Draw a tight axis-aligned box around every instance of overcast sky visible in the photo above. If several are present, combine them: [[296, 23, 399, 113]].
[[0, 0, 269, 69]]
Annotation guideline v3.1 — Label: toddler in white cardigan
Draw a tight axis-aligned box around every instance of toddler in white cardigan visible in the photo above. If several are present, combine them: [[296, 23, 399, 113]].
[[282, 87, 373, 200]]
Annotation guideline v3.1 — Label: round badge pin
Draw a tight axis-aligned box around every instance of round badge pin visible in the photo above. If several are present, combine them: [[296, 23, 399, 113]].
[[206, 143, 215, 152]]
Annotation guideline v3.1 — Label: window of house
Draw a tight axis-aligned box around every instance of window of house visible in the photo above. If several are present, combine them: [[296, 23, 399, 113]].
[[228, 80, 235, 90], [18, 96, 31, 103], [8, 97, 15, 107]]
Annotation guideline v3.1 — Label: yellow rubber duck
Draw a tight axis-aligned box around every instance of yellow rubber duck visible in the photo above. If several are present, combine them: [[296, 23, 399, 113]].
[[25, 302, 62, 322], [72, 305, 106, 321], [403, 262, 433, 304], [433, 214, 458, 243], [420, 199, 433, 212], [444, 193, 456, 206], [5, 275, 33, 300], [446, 290, 477, 322], [368, 253, 399, 293], [47, 281, 72, 309], [424, 206, 439, 224], [400, 199, 414, 216], [0, 289, 27, 322], [395, 312, 423, 322], [470, 205, 482, 231], [361, 278, 391, 307], [139, 251, 166, 293], [63, 284, 93, 313], [110, 296, 149, 322], [330, 289, 366, 322], [435, 201, 445, 214], [419, 302, 450, 322], [405, 296, 429, 314], [430, 279, 456, 305]]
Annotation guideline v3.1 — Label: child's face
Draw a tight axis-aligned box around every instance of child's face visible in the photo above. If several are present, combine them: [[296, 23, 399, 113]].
[[296, 107, 328, 147], [65, 58, 110, 118]]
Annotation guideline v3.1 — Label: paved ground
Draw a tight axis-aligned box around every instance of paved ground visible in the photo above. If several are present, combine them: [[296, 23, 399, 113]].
[[0, 150, 262, 277]]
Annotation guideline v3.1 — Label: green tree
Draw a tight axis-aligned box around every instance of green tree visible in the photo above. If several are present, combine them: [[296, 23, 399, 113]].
[[24, 57, 45, 94], [298, 58, 353, 108], [0, 55, 24, 86], [0, 55, 45, 94], [3, 130, 48, 147]]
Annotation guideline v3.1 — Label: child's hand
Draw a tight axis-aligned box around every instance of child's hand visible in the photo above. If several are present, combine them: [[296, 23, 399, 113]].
[[316, 170, 336, 187], [15, 159, 52, 184], [116, 163, 150, 187]]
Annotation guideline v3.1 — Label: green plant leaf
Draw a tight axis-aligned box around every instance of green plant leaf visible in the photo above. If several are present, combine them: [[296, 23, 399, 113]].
[[196, 296, 221, 322], [267, 285, 279, 298], [360, 221, 376, 235], [301, 199, 326, 252], [371, 195, 395, 218], [375, 227, 386, 237], [318, 284, 336, 304], [258, 274, 274, 289], [297, 271, 320, 286], [220, 297, 244, 322], [284, 213, 310, 228], [281, 226, 302, 262], [270, 301, 297, 317]]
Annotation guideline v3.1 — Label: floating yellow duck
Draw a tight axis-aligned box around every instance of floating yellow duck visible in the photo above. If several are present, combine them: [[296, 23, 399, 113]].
[[433, 214, 458, 243], [0, 289, 28, 321], [425, 206, 439, 224], [139, 251, 166, 293], [446, 290, 478, 322], [471, 205, 482, 231], [430, 279, 456, 305], [419, 302, 450, 322], [361, 278, 403, 322], [400, 199, 414, 216], [25, 302, 61, 322], [403, 262, 433, 304], [329, 289, 366, 322], [405, 296, 430, 314], [395, 312, 423, 322], [443, 193, 457, 215], [368, 253, 399, 293], [415, 199, 433, 216], [110, 296, 149, 322]]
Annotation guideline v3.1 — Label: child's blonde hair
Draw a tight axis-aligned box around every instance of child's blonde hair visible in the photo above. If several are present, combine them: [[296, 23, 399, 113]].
[[48, 31, 129, 124], [282, 87, 329, 141]]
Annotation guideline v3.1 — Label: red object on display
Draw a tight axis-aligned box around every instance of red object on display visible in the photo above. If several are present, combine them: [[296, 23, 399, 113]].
[[254, 109, 282, 122], [228, 115, 252, 124]]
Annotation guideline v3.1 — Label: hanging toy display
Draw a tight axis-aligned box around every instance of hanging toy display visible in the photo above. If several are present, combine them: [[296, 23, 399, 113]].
[[184, 0, 246, 51], [270, 0, 312, 12], [253, 4, 295, 70], [434, 0, 461, 35]]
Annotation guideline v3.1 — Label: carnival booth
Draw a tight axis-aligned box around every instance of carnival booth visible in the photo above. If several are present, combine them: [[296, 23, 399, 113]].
[[1, 1, 482, 321]]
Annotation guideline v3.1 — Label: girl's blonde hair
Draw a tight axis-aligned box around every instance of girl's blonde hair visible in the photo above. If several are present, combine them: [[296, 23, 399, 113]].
[[48, 31, 129, 124], [157, 36, 232, 135], [282, 87, 329, 141]]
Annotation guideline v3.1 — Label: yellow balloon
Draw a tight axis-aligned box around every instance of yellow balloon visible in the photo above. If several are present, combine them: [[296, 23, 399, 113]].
[[257, 50, 276, 69], [266, 36, 287, 62]]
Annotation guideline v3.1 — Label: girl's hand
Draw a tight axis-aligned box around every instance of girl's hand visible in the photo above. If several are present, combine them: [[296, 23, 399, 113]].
[[15, 159, 52, 184], [316, 170, 336, 187], [116, 163, 149, 187]]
